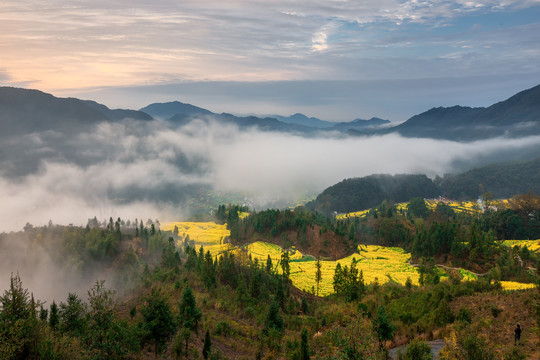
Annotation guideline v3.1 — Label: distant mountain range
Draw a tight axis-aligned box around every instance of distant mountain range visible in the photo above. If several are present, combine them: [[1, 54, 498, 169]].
[[1, 83, 540, 141], [131, 82, 540, 139]]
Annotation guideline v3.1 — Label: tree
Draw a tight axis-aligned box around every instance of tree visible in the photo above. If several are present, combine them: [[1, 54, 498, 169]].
[[434, 300, 454, 327], [162, 237, 180, 269], [0, 273, 40, 359], [373, 306, 395, 348], [49, 301, 59, 330], [202, 330, 211, 359], [266, 255, 273, 274], [203, 251, 216, 289], [0, 273, 31, 325], [333, 263, 345, 295], [281, 251, 291, 297], [86, 280, 135, 359], [59, 292, 87, 337], [141, 288, 177, 358], [346, 258, 359, 301], [402, 338, 432, 360], [315, 256, 322, 297], [300, 328, 310, 360], [178, 287, 202, 355], [281, 251, 290, 279], [407, 197, 429, 219], [264, 300, 284, 335]]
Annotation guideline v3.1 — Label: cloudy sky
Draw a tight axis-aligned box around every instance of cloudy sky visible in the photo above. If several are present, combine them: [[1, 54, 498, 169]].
[[1, 0, 540, 120]]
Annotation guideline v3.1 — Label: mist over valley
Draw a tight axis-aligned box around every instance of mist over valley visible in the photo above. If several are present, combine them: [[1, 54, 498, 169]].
[[1, 85, 540, 232]]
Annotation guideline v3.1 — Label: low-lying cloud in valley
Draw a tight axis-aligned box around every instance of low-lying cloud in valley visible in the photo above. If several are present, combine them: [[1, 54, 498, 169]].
[[1, 116, 540, 232]]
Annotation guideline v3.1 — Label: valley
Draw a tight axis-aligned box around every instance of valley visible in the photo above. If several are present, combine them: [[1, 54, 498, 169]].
[[1, 83, 540, 359]]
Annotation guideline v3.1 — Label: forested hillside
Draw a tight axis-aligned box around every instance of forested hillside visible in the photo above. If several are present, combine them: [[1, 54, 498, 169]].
[[441, 157, 540, 199], [1, 193, 539, 359], [308, 157, 540, 215], [307, 174, 440, 216]]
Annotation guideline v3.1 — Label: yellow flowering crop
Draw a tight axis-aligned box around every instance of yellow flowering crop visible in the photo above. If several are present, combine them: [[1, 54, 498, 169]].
[[499, 281, 536, 291], [287, 245, 420, 296], [161, 221, 230, 245], [501, 239, 540, 252], [337, 199, 484, 219]]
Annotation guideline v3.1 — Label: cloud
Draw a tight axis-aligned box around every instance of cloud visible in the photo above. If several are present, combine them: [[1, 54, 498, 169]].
[[312, 31, 328, 51], [1, 116, 540, 232], [2, 0, 539, 92]]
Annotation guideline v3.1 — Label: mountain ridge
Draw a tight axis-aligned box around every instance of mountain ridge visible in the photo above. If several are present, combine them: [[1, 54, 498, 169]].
[[2, 83, 540, 141]]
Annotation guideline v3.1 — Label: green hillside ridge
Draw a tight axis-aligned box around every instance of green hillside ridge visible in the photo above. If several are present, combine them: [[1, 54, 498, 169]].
[[308, 157, 540, 216]]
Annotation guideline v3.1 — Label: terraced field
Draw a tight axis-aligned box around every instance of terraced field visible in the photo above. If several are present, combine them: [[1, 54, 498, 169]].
[[337, 199, 496, 219], [161, 221, 229, 245], [163, 220, 537, 296]]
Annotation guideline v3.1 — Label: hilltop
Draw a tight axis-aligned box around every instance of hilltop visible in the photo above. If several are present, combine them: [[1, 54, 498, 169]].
[[307, 157, 540, 215], [382, 83, 540, 140]]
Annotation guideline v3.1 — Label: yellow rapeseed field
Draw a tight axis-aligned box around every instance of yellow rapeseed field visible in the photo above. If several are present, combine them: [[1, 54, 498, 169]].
[[288, 245, 420, 296], [164, 219, 535, 296], [337, 199, 482, 219], [161, 221, 230, 245], [501, 239, 540, 252], [336, 209, 370, 220], [205, 243, 237, 257], [499, 281, 537, 291], [246, 241, 285, 261]]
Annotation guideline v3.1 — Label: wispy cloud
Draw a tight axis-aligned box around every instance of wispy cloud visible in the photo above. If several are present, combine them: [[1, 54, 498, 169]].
[[2, 0, 539, 88]]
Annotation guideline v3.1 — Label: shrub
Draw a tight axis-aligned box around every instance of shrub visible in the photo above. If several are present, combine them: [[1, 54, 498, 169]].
[[456, 307, 472, 323], [401, 338, 433, 360], [216, 321, 232, 337], [490, 306, 503, 318]]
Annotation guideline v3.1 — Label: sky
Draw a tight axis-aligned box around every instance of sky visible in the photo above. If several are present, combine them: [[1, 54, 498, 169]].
[[1, 0, 540, 121]]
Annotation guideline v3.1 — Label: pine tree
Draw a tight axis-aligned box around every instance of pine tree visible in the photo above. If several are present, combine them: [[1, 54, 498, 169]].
[[264, 300, 284, 335], [59, 292, 87, 337], [301, 328, 310, 360], [49, 301, 59, 330], [202, 330, 212, 359], [203, 251, 216, 288], [315, 256, 322, 296], [141, 288, 177, 358], [374, 306, 395, 348], [178, 287, 202, 355], [281, 251, 290, 279], [333, 263, 345, 295], [266, 254, 273, 273]]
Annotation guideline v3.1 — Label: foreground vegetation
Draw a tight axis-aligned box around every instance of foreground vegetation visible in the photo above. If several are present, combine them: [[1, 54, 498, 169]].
[[1, 193, 540, 359]]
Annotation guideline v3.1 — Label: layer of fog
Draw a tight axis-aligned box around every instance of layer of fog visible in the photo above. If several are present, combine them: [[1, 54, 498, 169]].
[[2, 118, 540, 232], [2, 116, 540, 302]]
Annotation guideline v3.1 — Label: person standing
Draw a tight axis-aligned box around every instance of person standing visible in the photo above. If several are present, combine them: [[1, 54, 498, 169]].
[[514, 324, 522, 345]]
